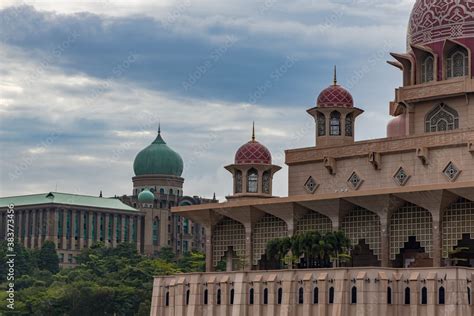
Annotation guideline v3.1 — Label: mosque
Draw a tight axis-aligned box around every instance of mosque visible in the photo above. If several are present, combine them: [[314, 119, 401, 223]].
[[151, 1, 474, 315], [0, 126, 215, 266]]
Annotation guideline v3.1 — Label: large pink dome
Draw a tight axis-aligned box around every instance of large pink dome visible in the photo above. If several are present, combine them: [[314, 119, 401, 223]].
[[408, 0, 474, 47]]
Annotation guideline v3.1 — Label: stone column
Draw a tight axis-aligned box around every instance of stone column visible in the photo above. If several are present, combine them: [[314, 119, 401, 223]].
[[105, 213, 110, 247], [24, 210, 30, 248], [121, 215, 125, 243], [49, 209, 59, 247], [128, 216, 133, 243], [205, 225, 214, 272], [432, 214, 442, 267], [88, 211, 94, 247], [136, 216, 142, 253], [112, 215, 117, 247], [95, 213, 101, 244], [62, 210, 68, 250], [39, 209, 45, 247], [17, 211, 23, 244], [244, 225, 253, 271], [31, 210, 37, 248], [380, 215, 390, 267]]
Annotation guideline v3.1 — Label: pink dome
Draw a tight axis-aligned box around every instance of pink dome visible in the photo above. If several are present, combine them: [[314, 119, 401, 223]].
[[408, 0, 474, 47], [317, 84, 354, 108], [235, 140, 272, 165], [387, 115, 407, 138]]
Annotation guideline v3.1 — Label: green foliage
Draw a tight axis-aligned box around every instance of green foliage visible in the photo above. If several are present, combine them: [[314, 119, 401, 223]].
[[0, 242, 204, 315], [265, 230, 352, 269]]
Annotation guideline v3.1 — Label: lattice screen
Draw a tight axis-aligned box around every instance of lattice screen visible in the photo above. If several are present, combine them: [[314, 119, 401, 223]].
[[442, 198, 474, 258], [390, 203, 432, 260], [253, 214, 288, 265], [212, 218, 246, 267], [342, 208, 381, 259], [295, 211, 332, 235]]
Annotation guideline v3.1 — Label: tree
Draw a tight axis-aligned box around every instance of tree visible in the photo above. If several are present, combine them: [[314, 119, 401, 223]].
[[37, 241, 60, 274]]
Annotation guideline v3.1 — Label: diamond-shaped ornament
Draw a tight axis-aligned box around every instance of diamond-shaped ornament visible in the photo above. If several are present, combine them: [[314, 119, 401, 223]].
[[443, 162, 461, 182], [304, 176, 319, 194], [347, 171, 363, 190], [393, 167, 410, 186]]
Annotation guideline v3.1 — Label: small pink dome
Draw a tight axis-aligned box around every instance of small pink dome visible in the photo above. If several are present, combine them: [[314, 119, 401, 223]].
[[387, 115, 407, 138], [235, 140, 272, 165], [317, 84, 354, 108]]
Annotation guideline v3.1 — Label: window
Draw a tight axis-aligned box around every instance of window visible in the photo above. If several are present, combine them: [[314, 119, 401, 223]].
[[183, 219, 189, 234], [108, 216, 113, 242], [351, 286, 357, 304], [345, 113, 353, 136], [447, 47, 468, 78], [405, 287, 411, 305], [329, 287, 334, 304], [421, 55, 434, 83], [124, 216, 129, 242], [263, 288, 268, 305], [425, 103, 459, 132], [186, 289, 190, 305], [439, 286, 445, 305], [216, 289, 221, 305], [330, 111, 341, 136], [247, 169, 258, 193], [159, 188, 165, 195], [313, 287, 319, 304], [230, 289, 235, 305], [116, 216, 122, 242], [277, 287, 283, 305], [235, 170, 242, 193], [249, 288, 254, 305], [387, 287, 392, 305], [468, 287, 471, 305], [203, 289, 208, 305], [152, 217, 159, 246], [165, 291, 170, 306], [317, 113, 326, 136], [262, 170, 271, 194], [421, 287, 427, 305], [298, 287, 304, 304]]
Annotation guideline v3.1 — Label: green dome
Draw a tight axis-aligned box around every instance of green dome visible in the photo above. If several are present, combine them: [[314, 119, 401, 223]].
[[138, 189, 155, 203], [133, 130, 184, 177]]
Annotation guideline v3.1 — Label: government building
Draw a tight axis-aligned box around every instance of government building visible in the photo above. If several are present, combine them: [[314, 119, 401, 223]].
[[151, 1, 474, 315], [0, 127, 216, 267]]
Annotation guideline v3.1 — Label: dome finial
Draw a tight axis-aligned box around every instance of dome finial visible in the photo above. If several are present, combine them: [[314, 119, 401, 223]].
[[252, 121, 255, 141], [333, 65, 337, 85]]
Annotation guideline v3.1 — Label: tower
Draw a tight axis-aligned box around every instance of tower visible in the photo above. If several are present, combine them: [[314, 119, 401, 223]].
[[307, 66, 364, 147], [225, 123, 281, 200]]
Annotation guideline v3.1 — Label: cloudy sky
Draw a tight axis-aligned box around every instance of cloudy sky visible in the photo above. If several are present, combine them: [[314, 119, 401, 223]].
[[0, 0, 415, 199]]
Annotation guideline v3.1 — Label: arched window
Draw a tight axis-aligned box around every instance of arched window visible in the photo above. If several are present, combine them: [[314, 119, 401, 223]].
[[186, 289, 190, 305], [230, 288, 235, 305], [329, 287, 335, 304], [247, 169, 258, 193], [263, 288, 268, 305], [421, 287, 427, 304], [277, 287, 283, 305], [159, 188, 165, 195], [183, 219, 189, 234], [439, 286, 445, 305], [345, 113, 353, 137], [169, 189, 173, 195], [468, 287, 471, 305], [262, 170, 271, 194], [447, 47, 469, 78], [387, 287, 392, 305], [165, 291, 170, 306], [216, 288, 221, 305], [425, 103, 459, 132], [405, 287, 411, 305], [235, 170, 243, 193], [313, 287, 319, 304], [152, 217, 159, 246], [351, 286, 357, 304], [203, 289, 208, 305], [298, 287, 304, 304], [330, 111, 341, 136], [422, 55, 434, 83], [317, 113, 326, 136], [249, 288, 254, 305]]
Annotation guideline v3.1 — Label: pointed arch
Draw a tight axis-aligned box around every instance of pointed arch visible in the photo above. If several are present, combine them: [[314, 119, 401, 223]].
[[247, 168, 258, 193], [425, 103, 459, 133], [330, 111, 341, 136], [212, 217, 245, 268]]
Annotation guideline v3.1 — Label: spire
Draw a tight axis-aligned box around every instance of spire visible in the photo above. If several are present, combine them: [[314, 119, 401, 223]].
[[153, 123, 166, 144], [252, 121, 255, 141], [158, 121, 161, 135], [212, 192, 216, 201], [333, 65, 337, 85], [99, 190, 103, 198]]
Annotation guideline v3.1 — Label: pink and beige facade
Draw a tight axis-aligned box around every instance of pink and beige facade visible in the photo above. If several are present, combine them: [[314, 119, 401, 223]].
[[151, 1, 474, 315]]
